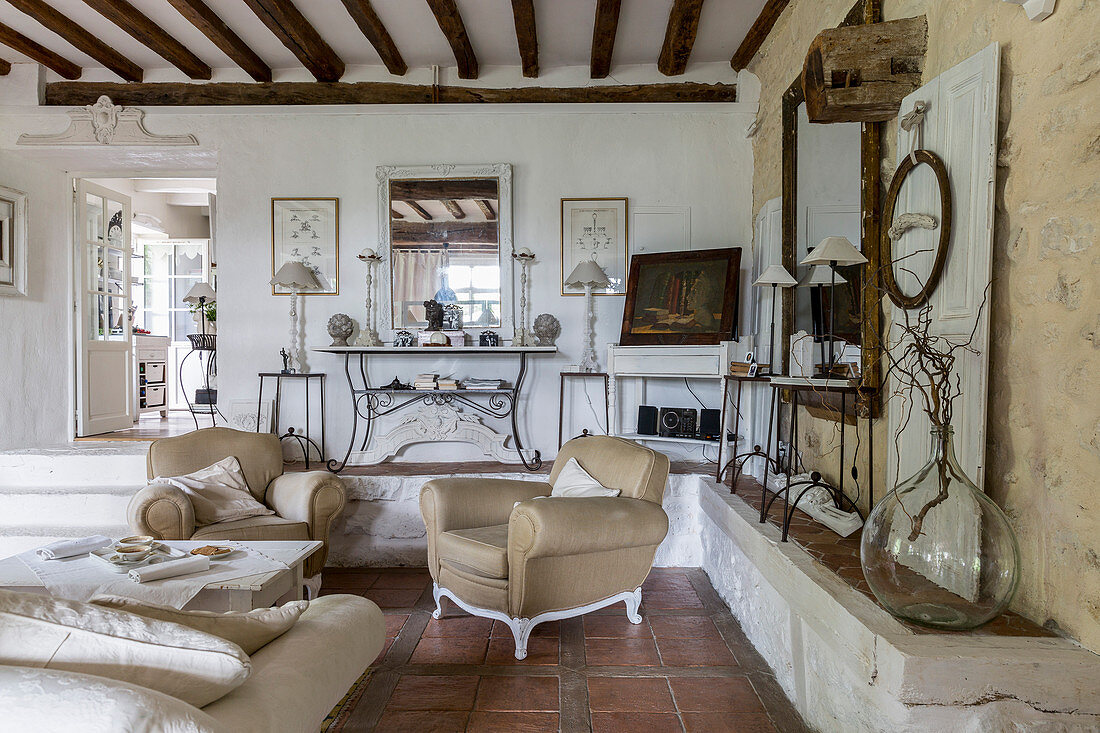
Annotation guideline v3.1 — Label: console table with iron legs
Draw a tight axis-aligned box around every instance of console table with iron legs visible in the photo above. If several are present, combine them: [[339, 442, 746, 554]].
[[716, 373, 780, 486], [314, 346, 556, 473]]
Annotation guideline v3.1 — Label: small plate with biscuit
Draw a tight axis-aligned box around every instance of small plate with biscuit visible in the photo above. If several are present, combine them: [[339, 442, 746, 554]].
[[189, 545, 239, 561]]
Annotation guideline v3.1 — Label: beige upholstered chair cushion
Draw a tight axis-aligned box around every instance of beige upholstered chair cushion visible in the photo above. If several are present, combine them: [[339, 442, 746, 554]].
[[191, 514, 309, 541], [0, 589, 251, 708], [91, 595, 309, 655], [549, 436, 669, 504], [437, 524, 510, 579], [148, 428, 283, 503]]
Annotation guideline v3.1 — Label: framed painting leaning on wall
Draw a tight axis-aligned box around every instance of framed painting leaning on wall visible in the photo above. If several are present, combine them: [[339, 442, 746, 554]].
[[561, 197, 627, 295], [271, 197, 339, 295]]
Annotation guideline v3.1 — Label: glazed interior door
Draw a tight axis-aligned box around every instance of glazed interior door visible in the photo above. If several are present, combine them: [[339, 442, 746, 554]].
[[75, 180, 133, 436]]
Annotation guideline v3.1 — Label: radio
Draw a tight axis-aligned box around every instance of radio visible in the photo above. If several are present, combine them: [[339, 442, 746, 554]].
[[658, 407, 697, 439]]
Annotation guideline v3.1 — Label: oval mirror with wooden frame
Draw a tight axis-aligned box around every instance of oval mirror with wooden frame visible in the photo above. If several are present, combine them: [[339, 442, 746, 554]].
[[881, 149, 952, 310]]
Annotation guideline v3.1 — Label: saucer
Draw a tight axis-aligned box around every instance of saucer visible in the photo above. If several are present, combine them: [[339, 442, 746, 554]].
[[108, 553, 147, 566]]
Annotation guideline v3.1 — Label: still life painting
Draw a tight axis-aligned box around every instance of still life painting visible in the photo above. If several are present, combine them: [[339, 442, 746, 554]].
[[620, 248, 741, 345], [271, 197, 339, 295]]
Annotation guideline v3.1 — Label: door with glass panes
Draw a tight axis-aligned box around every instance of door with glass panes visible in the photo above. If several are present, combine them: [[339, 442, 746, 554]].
[[75, 181, 133, 436]]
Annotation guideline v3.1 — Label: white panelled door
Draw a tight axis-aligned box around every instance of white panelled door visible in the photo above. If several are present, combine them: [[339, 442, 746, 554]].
[[75, 181, 134, 436], [886, 44, 1001, 492]]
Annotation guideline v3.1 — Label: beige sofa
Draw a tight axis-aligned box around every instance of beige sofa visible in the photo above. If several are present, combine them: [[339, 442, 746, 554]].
[[420, 435, 671, 659], [0, 593, 383, 733], [127, 427, 346, 579]]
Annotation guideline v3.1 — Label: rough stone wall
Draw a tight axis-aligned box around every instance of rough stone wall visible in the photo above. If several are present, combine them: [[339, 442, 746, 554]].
[[748, 0, 1100, 652]]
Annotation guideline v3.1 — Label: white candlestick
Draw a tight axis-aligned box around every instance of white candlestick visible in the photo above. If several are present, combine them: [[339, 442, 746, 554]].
[[579, 283, 599, 372], [355, 255, 383, 346]]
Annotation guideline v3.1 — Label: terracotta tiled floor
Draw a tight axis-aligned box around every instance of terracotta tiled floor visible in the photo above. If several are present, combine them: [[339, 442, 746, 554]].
[[319, 567, 810, 733]]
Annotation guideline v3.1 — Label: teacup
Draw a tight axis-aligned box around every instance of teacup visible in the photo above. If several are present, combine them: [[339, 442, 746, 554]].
[[117, 535, 154, 547], [114, 545, 152, 562]]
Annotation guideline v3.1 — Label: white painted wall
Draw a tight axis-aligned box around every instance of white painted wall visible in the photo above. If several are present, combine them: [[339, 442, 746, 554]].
[[0, 99, 757, 461]]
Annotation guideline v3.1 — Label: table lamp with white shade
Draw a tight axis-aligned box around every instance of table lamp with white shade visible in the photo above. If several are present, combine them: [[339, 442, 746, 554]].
[[800, 236, 867, 376], [182, 281, 216, 337], [798, 264, 847, 371], [752, 264, 797, 375], [564, 258, 611, 372], [270, 261, 322, 373]]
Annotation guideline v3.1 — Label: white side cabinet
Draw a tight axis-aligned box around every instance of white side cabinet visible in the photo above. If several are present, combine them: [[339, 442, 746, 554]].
[[134, 335, 169, 419], [606, 342, 736, 454]]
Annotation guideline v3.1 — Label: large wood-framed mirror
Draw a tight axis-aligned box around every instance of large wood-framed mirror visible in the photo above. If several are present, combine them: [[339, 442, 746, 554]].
[[781, 0, 882, 417], [377, 163, 513, 337]]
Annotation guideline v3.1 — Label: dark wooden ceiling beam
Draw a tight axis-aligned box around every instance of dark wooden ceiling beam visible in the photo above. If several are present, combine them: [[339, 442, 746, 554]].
[[658, 0, 704, 76], [475, 200, 496, 220], [391, 178, 498, 201], [510, 0, 538, 78], [4, 0, 143, 81], [339, 0, 406, 76], [393, 220, 498, 245], [82, 0, 210, 79], [405, 201, 433, 221], [0, 58, 9, 75], [425, 0, 478, 80], [442, 200, 466, 219], [166, 0, 271, 82], [731, 0, 790, 71], [241, 0, 344, 81], [390, 208, 404, 219], [590, 0, 621, 79], [0, 21, 81, 79], [43, 81, 737, 106]]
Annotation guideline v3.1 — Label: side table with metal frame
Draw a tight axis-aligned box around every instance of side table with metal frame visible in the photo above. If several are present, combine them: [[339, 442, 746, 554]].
[[558, 371, 610, 449], [716, 373, 779, 486], [256, 372, 326, 469]]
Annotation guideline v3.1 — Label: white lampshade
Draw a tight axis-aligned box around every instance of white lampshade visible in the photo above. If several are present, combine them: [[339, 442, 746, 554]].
[[564, 259, 611, 288], [182, 282, 216, 303], [753, 264, 798, 287], [270, 261, 322, 290], [798, 264, 847, 287], [801, 236, 868, 266]]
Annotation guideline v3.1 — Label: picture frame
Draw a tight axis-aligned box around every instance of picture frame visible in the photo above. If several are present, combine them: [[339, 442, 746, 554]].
[[0, 184, 28, 297], [561, 197, 628, 296], [271, 198, 339, 295], [619, 247, 742, 346], [229, 399, 273, 433]]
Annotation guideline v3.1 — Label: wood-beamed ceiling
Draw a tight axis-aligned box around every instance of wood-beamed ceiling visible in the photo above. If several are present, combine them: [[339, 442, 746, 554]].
[[0, 1, 775, 104], [0, 56, 9, 74]]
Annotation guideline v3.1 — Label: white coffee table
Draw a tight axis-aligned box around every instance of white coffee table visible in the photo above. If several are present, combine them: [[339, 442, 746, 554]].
[[0, 540, 322, 611]]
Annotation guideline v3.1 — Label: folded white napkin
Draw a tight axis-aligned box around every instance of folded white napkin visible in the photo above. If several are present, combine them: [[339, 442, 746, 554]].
[[35, 535, 112, 560], [128, 555, 210, 583]]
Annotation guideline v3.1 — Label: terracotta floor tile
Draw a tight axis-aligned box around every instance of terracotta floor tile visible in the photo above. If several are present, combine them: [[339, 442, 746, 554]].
[[422, 615, 494, 638], [384, 614, 409, 638], [681, 712, 776, 732], [591, 712, 685, 733], [372, 571, 432, 589], [320, 571, 379, 590], [590, 601, 628, 615], [649, 616, 723, 640], [475, 676, 559, 711], [374, 710, 469, 732], [584, 614, 653, 639], [491, 620, 559, 638], [485, 636, 559, 665], [372, 638, 392, 665], [644, 589, 706, 610], [363, 588, 425, 608], [466, 712, 560, 732], [409, 637, 488, 665], [585, 638, 662, 666], [658, 638, 739, 667], [588, 677, 675, 712], [669, 677, 765, 712], [386, 675, 480, 710]]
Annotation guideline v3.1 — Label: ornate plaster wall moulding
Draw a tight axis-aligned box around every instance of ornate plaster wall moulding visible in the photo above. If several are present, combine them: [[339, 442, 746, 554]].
[[1002, 0, 1056, 21], [17, 96, 198, 147]]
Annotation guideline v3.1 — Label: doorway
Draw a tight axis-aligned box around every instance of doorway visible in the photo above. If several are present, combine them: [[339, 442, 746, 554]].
[[73, 176, 217, 441]]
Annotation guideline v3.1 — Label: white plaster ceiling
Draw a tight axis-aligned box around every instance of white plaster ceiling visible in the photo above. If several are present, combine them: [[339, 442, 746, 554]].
[[0, 0, 766, 81]]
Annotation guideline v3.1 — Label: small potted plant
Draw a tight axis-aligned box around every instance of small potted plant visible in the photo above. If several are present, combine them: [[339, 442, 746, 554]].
[[190, 299, 216, 335]]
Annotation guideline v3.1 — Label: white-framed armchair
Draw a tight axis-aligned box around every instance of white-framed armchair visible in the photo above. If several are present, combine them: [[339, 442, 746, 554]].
[[419, 436, 671, 659], [126, 427, 346, 582]]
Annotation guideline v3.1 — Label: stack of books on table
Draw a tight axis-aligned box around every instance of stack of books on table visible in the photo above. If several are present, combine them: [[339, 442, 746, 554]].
[[437, 378, 459, 391], [413, 373, 437, 390], [464, 378, 505, 391]]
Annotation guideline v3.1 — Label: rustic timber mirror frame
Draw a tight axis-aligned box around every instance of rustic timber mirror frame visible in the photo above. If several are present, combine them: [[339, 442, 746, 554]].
[[377, 163, 514, 338], [781, 0, 882, 418]]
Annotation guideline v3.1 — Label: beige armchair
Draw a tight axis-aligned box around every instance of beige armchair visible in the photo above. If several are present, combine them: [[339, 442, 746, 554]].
[[420, 436, 670, 659], [127, 427, 346, 579]]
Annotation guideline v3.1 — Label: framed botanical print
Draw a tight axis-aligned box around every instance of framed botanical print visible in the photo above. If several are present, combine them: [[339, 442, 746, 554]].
[[561, 197, 627, 296], [620, 247, 742, 345], [271, 198, 339, 295]]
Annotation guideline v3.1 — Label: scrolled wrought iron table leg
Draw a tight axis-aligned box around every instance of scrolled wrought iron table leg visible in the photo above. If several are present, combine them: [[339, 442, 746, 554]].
[[509, 352, 542, 471], [328, 353, 360, 473]]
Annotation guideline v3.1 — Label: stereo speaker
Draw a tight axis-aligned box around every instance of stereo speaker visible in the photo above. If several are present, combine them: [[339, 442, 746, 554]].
[[637, 405, 658, 435], [699, 408, 721, 441]]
